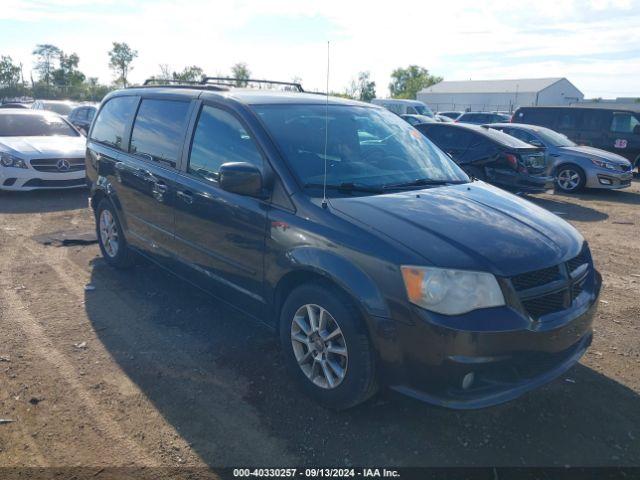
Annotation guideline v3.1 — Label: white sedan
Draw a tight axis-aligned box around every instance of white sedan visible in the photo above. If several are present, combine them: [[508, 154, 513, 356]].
[[0, 110, 87, 191]]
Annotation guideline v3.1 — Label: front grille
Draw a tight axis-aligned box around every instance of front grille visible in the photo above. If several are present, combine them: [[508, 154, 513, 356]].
[[511, 244, 592, 320], [511, 265, 560, 291], [567, 248, 589, 274], [23, 178, 87, 188], [521, 290, 566, 319], [29, 158, 85, 173]]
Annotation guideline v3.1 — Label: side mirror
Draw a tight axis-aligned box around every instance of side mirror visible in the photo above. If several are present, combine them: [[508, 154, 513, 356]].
[[219, 162, 266, 198], [633, 125, 640, 135]]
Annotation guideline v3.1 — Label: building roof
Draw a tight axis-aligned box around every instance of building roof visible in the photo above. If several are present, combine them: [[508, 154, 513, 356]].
[[420, 78, 567, 95]]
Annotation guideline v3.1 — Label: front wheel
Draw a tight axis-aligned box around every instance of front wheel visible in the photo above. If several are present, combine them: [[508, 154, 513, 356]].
[[556, 164, 586, 193], [279, 283, 377, 410]]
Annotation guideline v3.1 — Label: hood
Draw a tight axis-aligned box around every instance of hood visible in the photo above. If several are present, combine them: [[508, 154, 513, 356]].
[[330, 182, 583, 277], [0, 136, 86, 158], [560, 145, 631, 166]]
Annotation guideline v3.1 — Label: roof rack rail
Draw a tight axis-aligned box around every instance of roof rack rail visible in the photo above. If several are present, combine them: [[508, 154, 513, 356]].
[[140, 78, 228, 91], [202, 77, 304, 92]]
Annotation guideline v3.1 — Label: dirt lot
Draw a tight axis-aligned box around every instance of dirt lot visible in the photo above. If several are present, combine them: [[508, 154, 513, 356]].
[[1, 181, 639, 474]]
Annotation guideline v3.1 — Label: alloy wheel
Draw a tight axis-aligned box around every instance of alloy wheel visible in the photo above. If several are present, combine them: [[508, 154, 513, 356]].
[[99, 209, 119, 258], [290, 304, 348, 389], [557, 168, 581, 191]]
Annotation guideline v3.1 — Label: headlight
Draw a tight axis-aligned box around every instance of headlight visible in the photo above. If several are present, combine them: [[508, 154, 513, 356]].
[[591, 158, 616, 170], [0, 152, 28, 169], [401, 266, 505, 315]]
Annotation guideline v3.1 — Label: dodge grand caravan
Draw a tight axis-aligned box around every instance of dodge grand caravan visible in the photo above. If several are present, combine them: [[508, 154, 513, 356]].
[[86, 79, 601, 410]]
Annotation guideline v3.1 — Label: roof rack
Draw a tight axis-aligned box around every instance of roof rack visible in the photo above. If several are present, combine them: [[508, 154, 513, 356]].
[[140, 77, 304, 92], [202, 77, 304, 92]]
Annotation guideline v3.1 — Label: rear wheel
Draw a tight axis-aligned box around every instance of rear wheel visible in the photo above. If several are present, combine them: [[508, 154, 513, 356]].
[[96, 199, 135, 268], [556, 164, 586, 193], [279, 283, 377, 410]]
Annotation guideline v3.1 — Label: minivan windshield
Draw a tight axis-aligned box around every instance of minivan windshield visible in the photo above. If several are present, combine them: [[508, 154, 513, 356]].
[[0, 113, 79, 137], [254, 104, 468, 193], [534, 127, 576, 147], [414, 105, 434, 116]]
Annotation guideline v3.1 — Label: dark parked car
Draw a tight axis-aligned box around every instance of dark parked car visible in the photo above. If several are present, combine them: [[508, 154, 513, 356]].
[[488, 123, 633, 192], [512, 106, 640, 173], [400, 114, 436, 126], [416, 122, 554, 193], [456, 112, 511, 124], [436, 111, 463, 121], [68, 104, 97, 135], [86, 79, 600, 410]]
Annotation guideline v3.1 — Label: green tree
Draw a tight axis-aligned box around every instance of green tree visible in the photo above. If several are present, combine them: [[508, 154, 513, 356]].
[[174, 65, 204, 82], [389, 65, 442, 99], [32, 44, 61, 87], [231, 62, 250, 87], [349, 71, 376, 102], [52, 52, 85, 89], [0, 56, 22, 86], [108, 42, 138, 87]]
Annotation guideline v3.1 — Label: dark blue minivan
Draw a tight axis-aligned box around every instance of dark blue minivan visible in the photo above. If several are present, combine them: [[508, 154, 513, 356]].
[[86, 79, 601, 410]]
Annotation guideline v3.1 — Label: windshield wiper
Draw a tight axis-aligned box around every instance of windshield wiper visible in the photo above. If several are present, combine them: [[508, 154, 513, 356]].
[[382, 178, 467, 190], [303, 182, 384, 193]]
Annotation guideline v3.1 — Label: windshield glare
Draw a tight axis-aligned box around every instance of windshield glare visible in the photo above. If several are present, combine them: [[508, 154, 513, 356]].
[[0, 113, 79, 137], [254, 105, 468, 193], [43, 102, 74, 115], [535, 127, 576, 147]]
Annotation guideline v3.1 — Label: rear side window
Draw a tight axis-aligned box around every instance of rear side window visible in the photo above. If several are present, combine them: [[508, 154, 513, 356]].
[[610, 113, 640, 134], [581, 110, 609, 131], [515, 108, 556, 127], [130, 99, 191, 166], [188, 105, 263, 182], [90, 96, 138, 150]]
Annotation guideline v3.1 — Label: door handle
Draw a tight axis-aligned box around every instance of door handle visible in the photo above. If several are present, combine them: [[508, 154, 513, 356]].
[[154, 182, 169, 193], [177, 190, 194, 205]]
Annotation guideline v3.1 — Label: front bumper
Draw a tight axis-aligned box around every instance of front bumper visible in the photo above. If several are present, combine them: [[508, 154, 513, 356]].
[[380, 269, 601, 409], [585, 170, 633, 190], [0, 167, 86, 191]]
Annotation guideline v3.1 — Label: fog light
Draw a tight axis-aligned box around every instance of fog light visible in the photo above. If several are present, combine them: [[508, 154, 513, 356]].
[[462, 372, 475, 390], [599, 177, 612, 185]]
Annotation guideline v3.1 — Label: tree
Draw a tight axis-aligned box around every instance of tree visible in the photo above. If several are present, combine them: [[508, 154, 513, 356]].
[[389, 65, 442, 99], [32, 44, 61, 86], [231, 62, 250, 87], [0, 56, 22, 86], [174, 65, 204, 82], [52, 52, 85, 89], [348, 71, 376, 102], [108, 42, 138, 87]]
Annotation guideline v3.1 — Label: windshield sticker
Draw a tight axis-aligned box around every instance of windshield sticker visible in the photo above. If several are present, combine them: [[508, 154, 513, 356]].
[[614, 139, 628, 149]]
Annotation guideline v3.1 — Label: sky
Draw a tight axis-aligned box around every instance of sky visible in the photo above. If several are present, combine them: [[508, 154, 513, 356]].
[[1, 0, 640, 98]]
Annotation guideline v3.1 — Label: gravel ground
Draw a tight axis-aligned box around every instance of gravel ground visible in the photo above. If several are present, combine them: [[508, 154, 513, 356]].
[[0, 181, 639, 476]]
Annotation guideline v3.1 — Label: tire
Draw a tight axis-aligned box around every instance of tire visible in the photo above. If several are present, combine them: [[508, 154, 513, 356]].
[[279, 283, 377, 410], [96, 198, 135, 269], [555, 164, 586, 193]]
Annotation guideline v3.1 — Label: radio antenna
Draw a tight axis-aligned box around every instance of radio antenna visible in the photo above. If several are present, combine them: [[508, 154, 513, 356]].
[[321, 41, 330, 209]]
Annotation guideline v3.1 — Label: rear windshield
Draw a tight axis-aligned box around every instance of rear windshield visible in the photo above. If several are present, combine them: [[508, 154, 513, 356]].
[[42, 102, 74, 115], [534, 127, 576, 147], [253, 104, 468, 193], [0, 113, 79, 137], [480, 126, 533, 148]]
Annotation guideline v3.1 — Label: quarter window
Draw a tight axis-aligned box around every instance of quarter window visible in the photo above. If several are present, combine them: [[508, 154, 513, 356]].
[[610, 113, 640, 134], [130, 99, 191, 166], [90, 96, 138, 150], [188, 106, 263, 182]]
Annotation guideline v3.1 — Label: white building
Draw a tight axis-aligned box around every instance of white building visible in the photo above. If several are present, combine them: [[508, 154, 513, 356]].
[[417, 78, 584, 113]]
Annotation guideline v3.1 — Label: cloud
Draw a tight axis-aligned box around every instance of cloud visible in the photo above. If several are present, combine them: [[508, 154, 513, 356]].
[[1, 0, 639, 97]]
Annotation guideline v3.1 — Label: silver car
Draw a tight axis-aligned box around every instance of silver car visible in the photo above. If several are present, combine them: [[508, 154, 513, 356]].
[[0, 110, 87, 191], [488, 123, 633, 193]]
